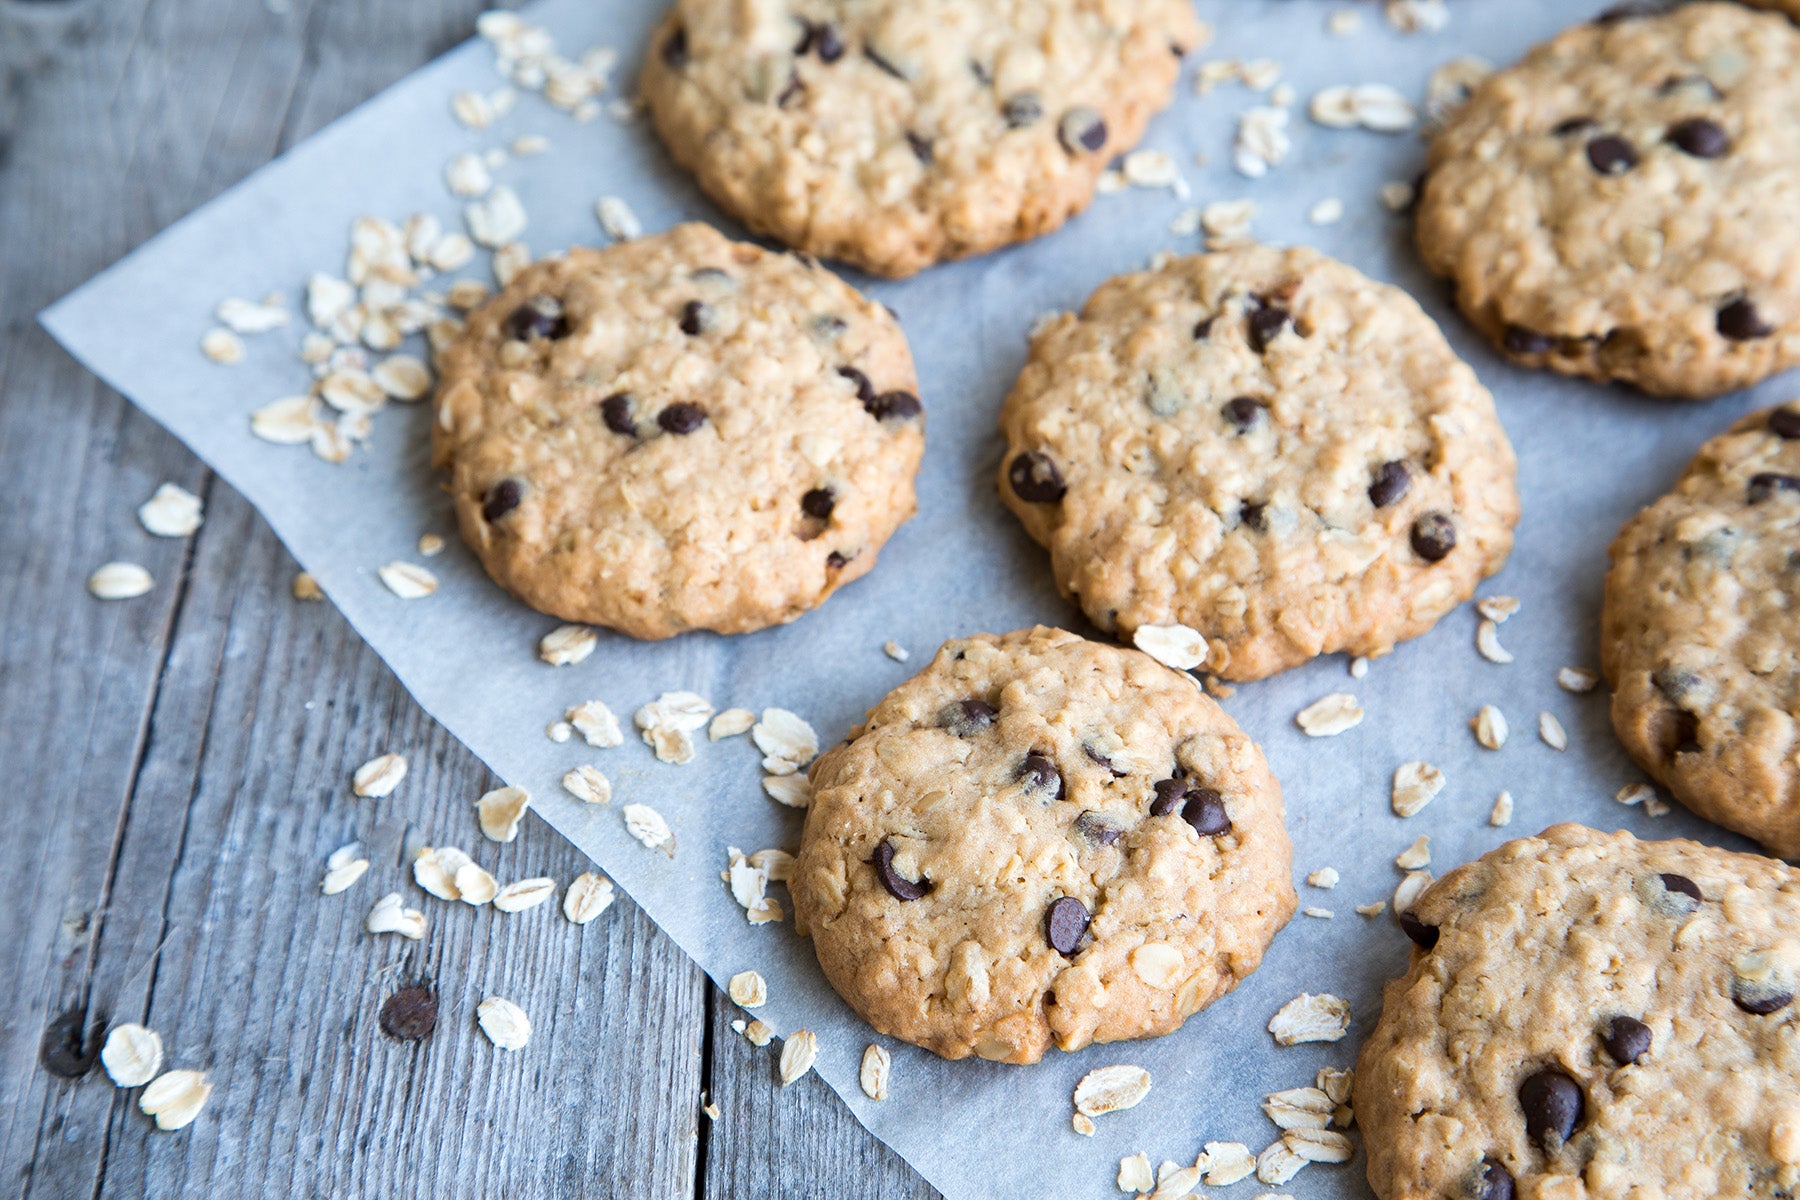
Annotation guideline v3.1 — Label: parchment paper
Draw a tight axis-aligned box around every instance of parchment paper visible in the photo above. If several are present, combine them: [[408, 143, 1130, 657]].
[[42, 2, 1778, 1196]]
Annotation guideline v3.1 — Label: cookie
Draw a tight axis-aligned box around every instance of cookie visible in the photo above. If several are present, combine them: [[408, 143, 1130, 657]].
[[1355, 824, 1800, 1200], [791, 626, 1296, 1064], [639, 0, 1204, 279], [1602, 402, 1800, 859], [997, 244, 1519, 682], [431, 222, 924, 639], [1416, 2, 1800, 399]]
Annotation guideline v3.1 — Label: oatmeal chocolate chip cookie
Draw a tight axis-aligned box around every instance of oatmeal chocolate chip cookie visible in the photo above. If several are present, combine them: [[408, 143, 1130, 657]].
[[1356, 824, 1800, 1200], [431, 222, 924, 639], [791, 626, 1296, 1064], [1602, 403, 1800, 859], [1416, 2, 1800, 400], [639, 0, 1204, 279], [998, 244, 1519, 682]]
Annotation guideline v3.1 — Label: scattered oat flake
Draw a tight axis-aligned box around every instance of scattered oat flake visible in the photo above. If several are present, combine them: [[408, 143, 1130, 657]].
[[1616, 782, 1656, 807], [1234, 105, 1291, 177], [1477, 594, 1520, 623], [292, 572, 323, 602], [366, 893, 427, 939], [372, 355, 432, 401], [1303, 907, 1334, 919], [563, 871, 616, 925], [623, 803, 674, 854], [1349, 656, 1370, 679], [1201, 198, 1258, 249], [1645, 794, 1672, 818], [1256, 1139, 1308, 1186], [596, 195, 643, 241], [1392, 761, 1445, 817], [1269, 993, 1351, 1045], [451, 90, 495, 128], [1308, 197, 1345, 225], [1072, 1112, 1097, 1137], [1379, 179, 1417, 212], [139, 1069, 211, 1131], [742, 1019, 773, 1047], [753, 708, 819, 773], [779, 1030, 818, 1085], [1394, 869, 1434, 913], [882, 640, 910, 663], [1265, 1086, 1336, 1130], [101, 1024, 164, 1088], [1491, 790, 1516, 826], [1356, 901, 1388, 917], [455, 863, 499, 906], [413, 848, 464, 901], [1151, 1162, 1203, 1197], [417, 533, 445, 557], [1118, 1152, 1155, 1192], [562, 765, 612, 805], [858, 1043, 891, 1101], [546, 721, 573, 744], [475, 785, 531, 842], [322, 854, 370, 896], [1306, 867, 1340, 889], [636, 691, 714, 764], [1558, 666, 1600, 693], [467, 185, 527, 248], [1297, 693, 1363, 737], [476, 996, 531, 1050], [1285, 1126, 1354, 1163], [1074, 1064, 1153, 1117], [88, 562, 154, 601], [378, 561, 438, 600], [1476, 619, 1514, 664], [709, 708, 755, 740], [1132, 623, 1208, 671], [511, 133, 549, 156], [1309, 82, 1416, 131], [1539, 712, 1569, 751], [216, 296, 288, 334], [1205, 1142, 1259, 1186], [1472, 704, 1508, 750], [352, 753, 407, 798], [137, 484, 204, 538], [1396, 835, 1431, 870], [1387, 0, 1449, 33], [729, 970, 768, 1008], [1327, 8, 1360, 35], [493, 877, 555, 913], [762, 774, 812, 809], [252, 395, 322, 444], [539, 624, 598, 665], [568, 699, 623, 747], [201, 328, 246, 364]]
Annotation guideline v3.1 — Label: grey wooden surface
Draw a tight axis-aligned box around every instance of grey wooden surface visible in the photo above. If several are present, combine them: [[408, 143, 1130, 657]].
[[0, 0, 938, 1195]]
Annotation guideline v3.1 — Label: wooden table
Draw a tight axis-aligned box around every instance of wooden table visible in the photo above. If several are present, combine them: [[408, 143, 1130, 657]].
[[0, 1, 937, 1193]]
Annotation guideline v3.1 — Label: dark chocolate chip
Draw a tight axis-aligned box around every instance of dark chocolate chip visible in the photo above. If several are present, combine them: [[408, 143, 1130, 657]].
[[1398, 912, 1440, 950], [1222, 397, 1265, 432], [482, 478, 523, 523], [1748, 473, 1800, 504], [906, 131, 934, 164], [1247, 305, 1291, 353], [1586, 135, 1638, 175], [1083, 746, 1128, 777], [1003, 93, 1043, 128], [39, 1008, 98, 1079], [1661, 872, 1704, 904], [813, 23, 845, 62], [1518, 1068, 1585, 1148], [868, 390, 923, 422], [679, 300, 709, 335], [941, 699, 997, 736], [1769, 408, 1800, 440], [1733, 982, 1794, 1016], [503, 295, 569, 342], [1182, 788, 1231, 837], [1241, 502, 1268, 533], [825, 550, 852, 570], [1552, 116, 1597, 137], [1719, 297, 1773, 340], [837, 365, 875, 404], [600, 392, 637, 436], [1074, 810, 1124, 847], [661, 25, 689, 67], [1045, 896, 1090, 956], [1601, 1015, 1651, 1065], [1369, 460, 1412, 508], [1150, 778, 1188, 817], [871, 837, 929, 901], [379, 984, 439, 1042], [1058, 107, 1108, 155], [1193, 316, 1217, 340], [864, 46, 907, 80], [1668, 117, 1729, 159], [1411, 512, 1457, 562], [1008, 452, 1067, 503], [658, 403, 707, 435], [1476, 1158, 1516, 1200], [801, 487, 836, 519], [1503, 325, 1556, 355], [1019, 753, 1064, 799]]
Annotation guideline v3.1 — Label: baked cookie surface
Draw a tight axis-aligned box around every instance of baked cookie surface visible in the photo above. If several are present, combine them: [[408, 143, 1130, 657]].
[[1355, 824, 1800, 1200], [1417, 2, 1800, 399], [791, 627, 1295, 1063], [1603, 403, 1800, 859], [997, 244, 1519, 682], [431, 222, 924, 639], [639, 0, 1204, 278]]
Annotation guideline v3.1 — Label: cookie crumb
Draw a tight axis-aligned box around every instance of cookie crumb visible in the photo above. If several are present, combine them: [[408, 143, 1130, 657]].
[[1349, 656, 1370, 679], [1356, 901, 1388, 918], [882, 640, 910, 663], [1306, 867, 1340, 889]]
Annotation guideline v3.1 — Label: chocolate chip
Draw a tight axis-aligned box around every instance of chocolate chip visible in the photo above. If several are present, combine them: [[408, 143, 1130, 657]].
[[679, 300, 709, 335], [1661, 871, 1704, 906], [379, 984, 439, 1041], [837, 365, 875, 405], [1719, 297, 1773, 340], [1476, 1159, 1516, 1200], [1769, 408, 1800, 440], [1733, 982, 1794, 1016], [1150, 778, 1188, 817], [600, 392, 637, 436], [1083, 746, 1128, 777], [776, 73, 805, 108], [658, 403, 707, 435], [801, 487, 836, 519], [1019, 753, 1064, 799], [1008, 452, 1067, 503], [1182, 788, 1230, 837], [1552, 116, 1597, 136], [871, 837, 929, 900], [1411, 512, 1457, 562], [1503, 324, 1556, 355], [1074, 810, 1124, 846], [1045, 896, 1090, 956], [1748, 473, 1800, 504], [661, 25, 689, 67], [941, 699, 996, 736], [1221, 397, 1264, 432], [40, 1008, 98, 1079], [1398, 912, 1440, 950], [1193, 316, 1217, 340], [1586, 135, 1638, 175], [906, 131, 934, 164], [503, 295, 569, 342], [864, 46, 907, 80], [1058, 107, 1108, 154], [1601, 1015, 1651, 1065], [813, 23, 845, 62], [482, 478, 523, 523], [1241, 502, 1268, 533], [826, 550, 852, 570], [1247, 305, 1291, 353], [1003, 93, 1043, 128], [868, 390, 922, 422], [1518, 1068, 1585, 1148], [1369, 460, 1412, 508], [1668, 117, 1729, 159]]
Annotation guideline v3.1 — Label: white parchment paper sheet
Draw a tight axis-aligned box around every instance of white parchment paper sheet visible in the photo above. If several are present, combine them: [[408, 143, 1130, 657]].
[[43, 2, 1779, 1196]]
